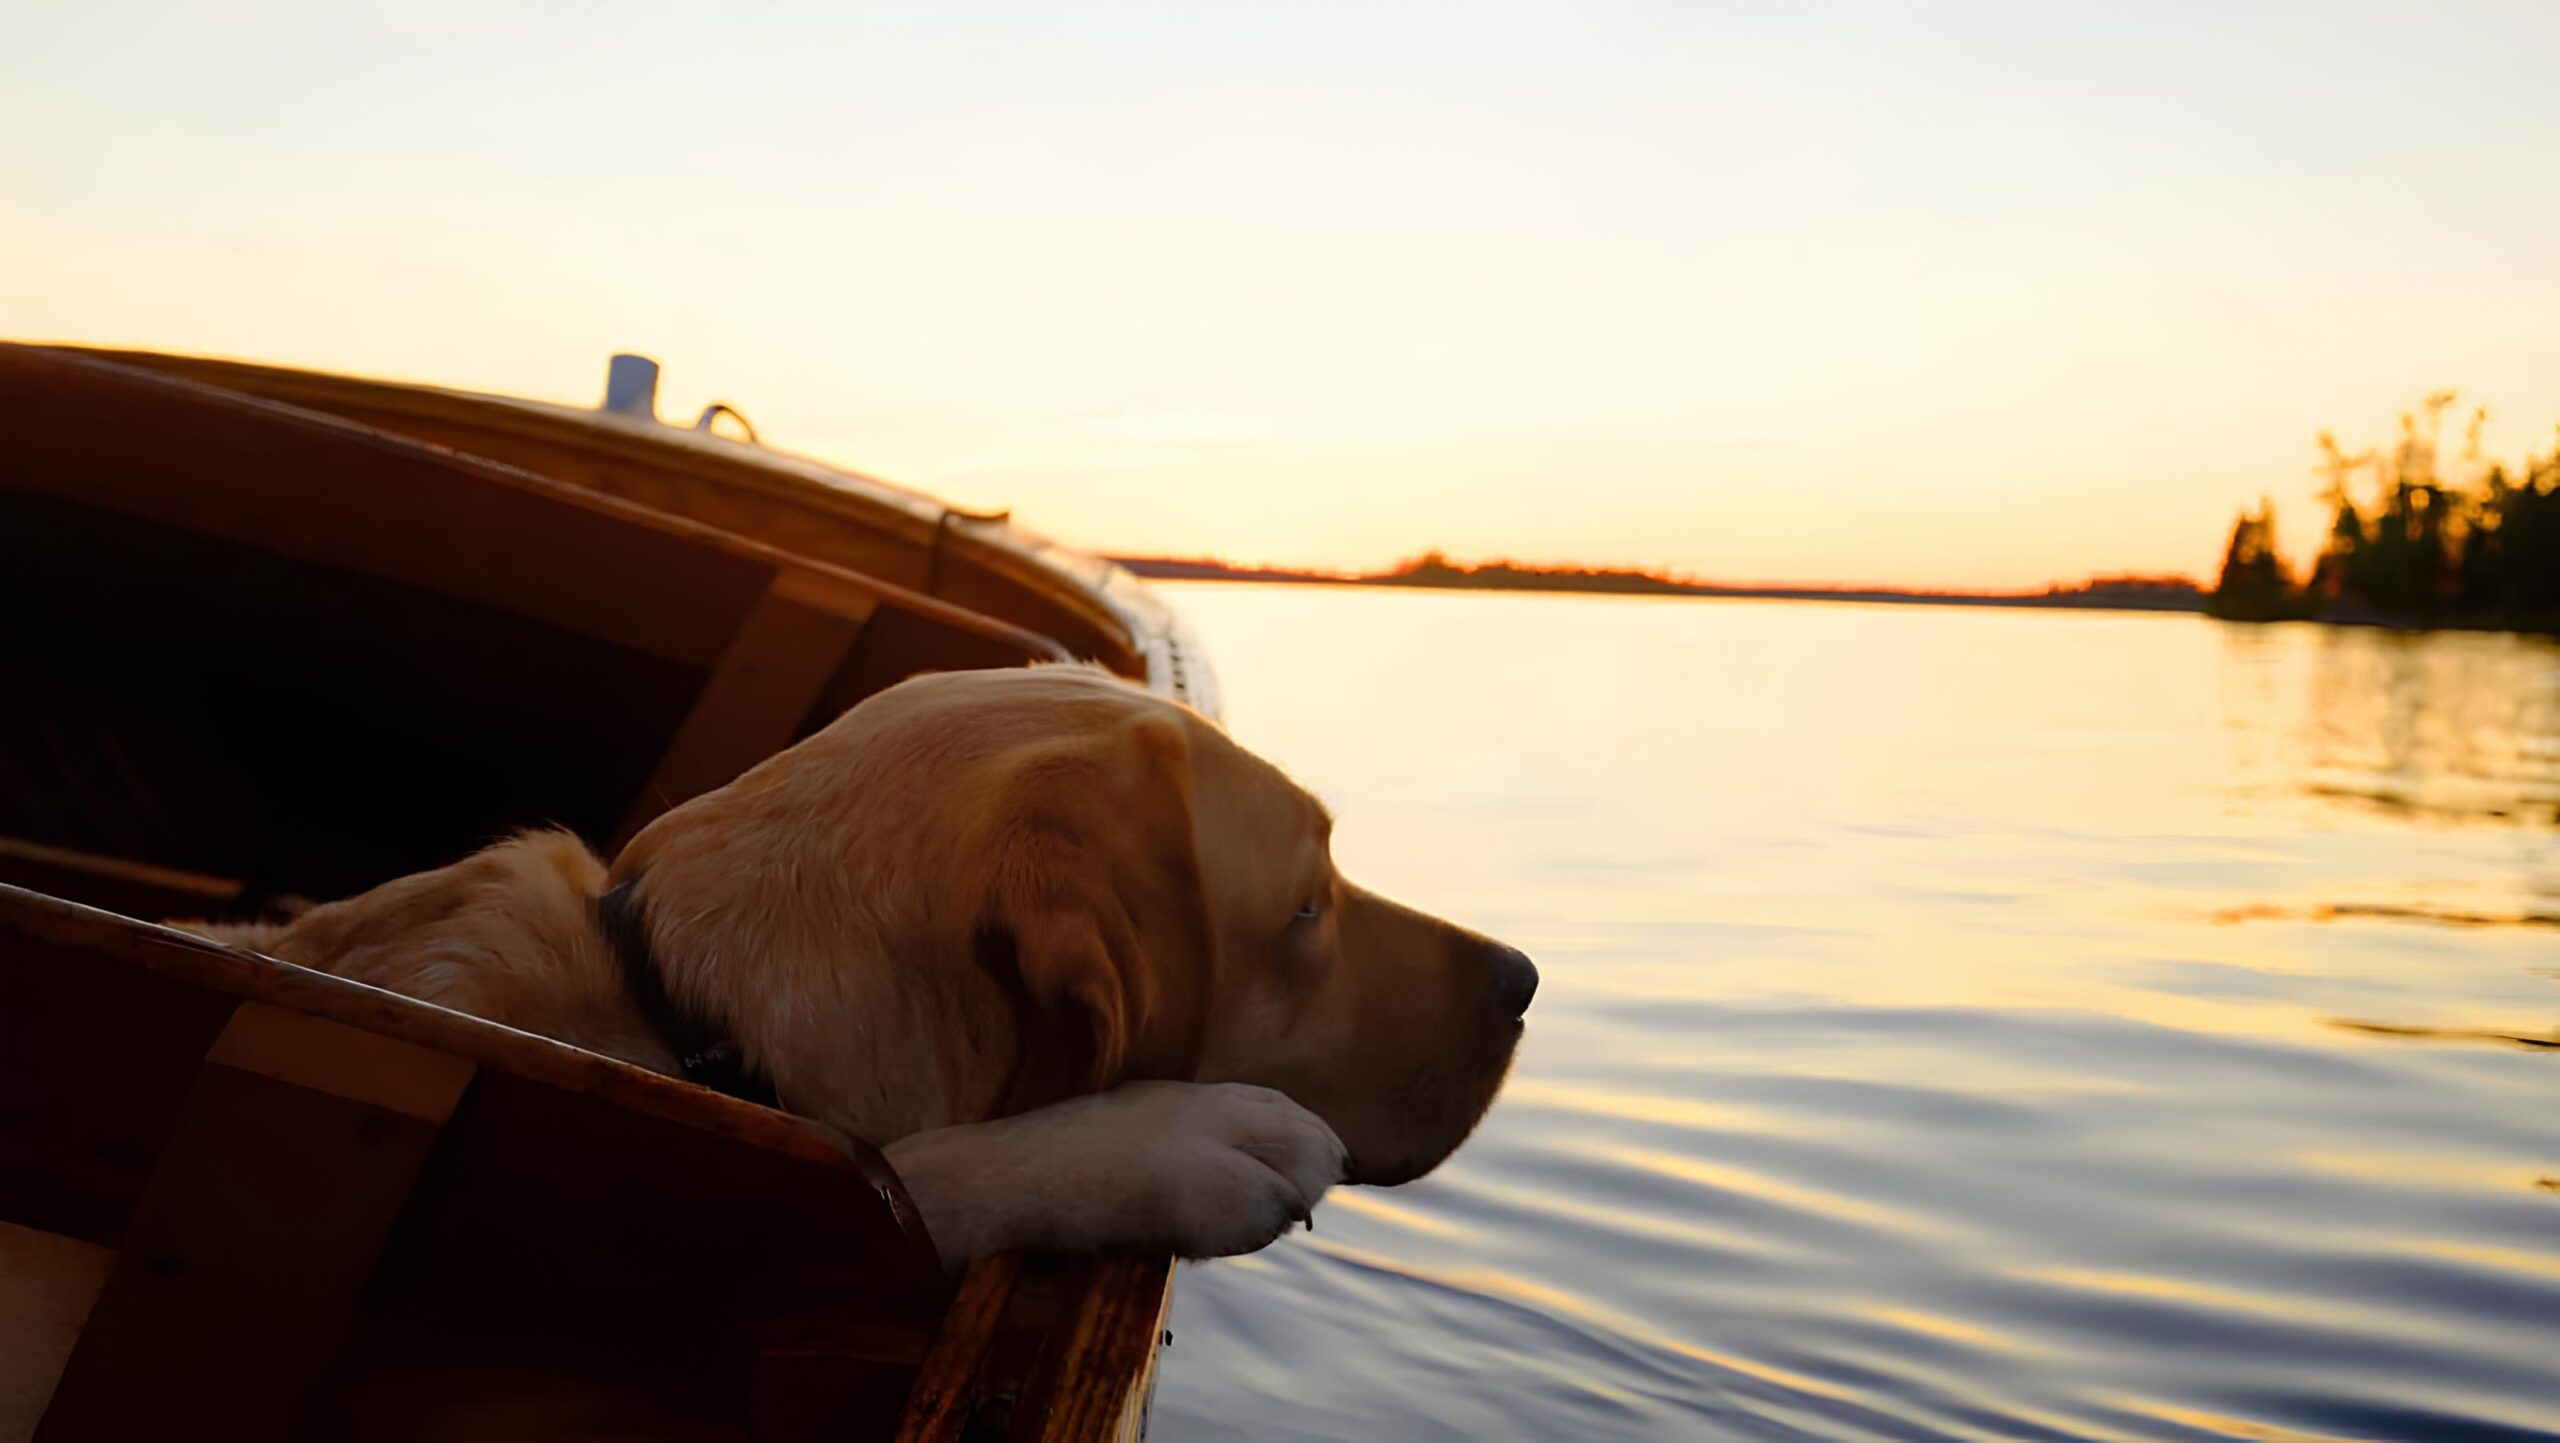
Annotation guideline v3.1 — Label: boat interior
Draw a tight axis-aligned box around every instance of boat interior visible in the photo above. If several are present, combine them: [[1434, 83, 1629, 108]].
[[0, 341, 1173, 1441], [0, 341, 1150, 903]]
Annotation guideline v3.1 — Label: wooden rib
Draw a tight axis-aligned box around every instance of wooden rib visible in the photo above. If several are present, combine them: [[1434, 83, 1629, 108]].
[[35, 1005, 475, 1442], [614, 571, 877, 850], [0, 836, 242, 919], [205, 1003, 477, 1121]]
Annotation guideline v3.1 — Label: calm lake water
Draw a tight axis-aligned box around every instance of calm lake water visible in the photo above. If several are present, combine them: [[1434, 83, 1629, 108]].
[[1145, 585, 2560, 1443]]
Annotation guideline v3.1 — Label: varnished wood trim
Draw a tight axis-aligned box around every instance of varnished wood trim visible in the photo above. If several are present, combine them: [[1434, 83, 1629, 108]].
[[894, 1256, 1027, 1441], [893, 1254, 1174, 1443], [48, 344, 1144, 673], [1, 343, 1075, 670], [1, 343, 762, 667], [1015, 1258, 1175, 1443], [0, 837, 241, 916], [614, 573, 878, 850]]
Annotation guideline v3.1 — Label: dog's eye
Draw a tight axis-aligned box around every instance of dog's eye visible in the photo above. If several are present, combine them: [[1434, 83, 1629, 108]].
[[1280, 899, 1330, 961]]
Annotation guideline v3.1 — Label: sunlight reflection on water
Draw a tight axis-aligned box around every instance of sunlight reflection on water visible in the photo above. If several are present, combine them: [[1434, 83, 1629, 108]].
[[1147, 588, 2560, 1442]]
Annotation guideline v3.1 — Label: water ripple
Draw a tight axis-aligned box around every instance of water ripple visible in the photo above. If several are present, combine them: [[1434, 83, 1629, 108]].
[[1150, 592, 2560, 1441]]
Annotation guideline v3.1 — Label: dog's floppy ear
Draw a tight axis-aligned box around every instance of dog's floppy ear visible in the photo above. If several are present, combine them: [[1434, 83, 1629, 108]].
[[984, 715, 1212, 1115]]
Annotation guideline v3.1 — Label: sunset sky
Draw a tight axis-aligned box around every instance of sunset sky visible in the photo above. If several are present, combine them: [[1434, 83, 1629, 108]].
[[7, 2, 2558, 589]]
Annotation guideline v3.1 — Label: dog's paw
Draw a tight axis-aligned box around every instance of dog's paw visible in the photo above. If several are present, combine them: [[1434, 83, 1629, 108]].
[[1121, 1081, 1348, 1258], [884, 1080, 1347, 1269]]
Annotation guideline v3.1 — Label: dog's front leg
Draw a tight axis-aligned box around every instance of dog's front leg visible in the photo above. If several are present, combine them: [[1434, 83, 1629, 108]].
[[882, 1081, 1346, 1273]]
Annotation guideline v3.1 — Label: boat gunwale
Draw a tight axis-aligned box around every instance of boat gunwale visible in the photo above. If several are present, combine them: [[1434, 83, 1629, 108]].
[[8, 343, 1078, 676], [36, 343, 1220, 716]]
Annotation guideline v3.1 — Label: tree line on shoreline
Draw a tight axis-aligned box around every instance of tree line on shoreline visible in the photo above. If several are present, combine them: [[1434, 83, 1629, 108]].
[[2211, 391, 2560, 633], [1113, 551, 2203, 612]]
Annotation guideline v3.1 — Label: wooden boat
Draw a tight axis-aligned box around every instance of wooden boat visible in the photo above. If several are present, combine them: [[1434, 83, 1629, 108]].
[[0, 341, 1217, 1441]]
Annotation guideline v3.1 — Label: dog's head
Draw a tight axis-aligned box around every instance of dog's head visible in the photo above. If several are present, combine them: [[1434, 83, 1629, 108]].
[[616, 664, 1533, 1186]]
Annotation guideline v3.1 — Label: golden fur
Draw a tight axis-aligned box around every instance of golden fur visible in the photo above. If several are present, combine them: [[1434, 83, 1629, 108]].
[[191, 663, 1533, 1262]]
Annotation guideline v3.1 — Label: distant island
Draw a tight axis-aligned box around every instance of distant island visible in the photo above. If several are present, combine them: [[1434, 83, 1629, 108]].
[[2209, 391, 2559, 634], [1113, 551, 2205, 615]]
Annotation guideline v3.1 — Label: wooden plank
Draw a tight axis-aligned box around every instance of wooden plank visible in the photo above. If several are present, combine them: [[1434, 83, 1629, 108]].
[[0, 344, 771, 669], [3, 490, 715, 900], [1, 886, 956, 1435], [0, 1222, 114, 1443], [0, 885, 942, 1260], [35, 1005, 475, 1442], [746, 1299, 945, 1441], [1012, 1258, 1175, 1443], [316, 1064, 947, 1438], [4, 343, 1078, 675], [0, 912, 238, 1250], [0, 837, 241, 921], [206, 1003, 477, 1119], [893, 1255, 1172, 1443], [614, 571, 876, 850], [55, 345, 1147, 675]]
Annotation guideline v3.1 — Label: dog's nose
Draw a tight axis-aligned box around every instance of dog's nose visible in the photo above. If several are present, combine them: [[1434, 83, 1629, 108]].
[[1487, 943, 1539, 1020]]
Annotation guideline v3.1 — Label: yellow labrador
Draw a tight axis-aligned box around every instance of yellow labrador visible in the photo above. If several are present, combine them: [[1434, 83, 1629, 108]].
[[200, 663, 1536, 1268]]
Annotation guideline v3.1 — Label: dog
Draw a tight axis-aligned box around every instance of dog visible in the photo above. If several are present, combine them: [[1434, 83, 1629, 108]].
[[196, 663, 1536, 1270]]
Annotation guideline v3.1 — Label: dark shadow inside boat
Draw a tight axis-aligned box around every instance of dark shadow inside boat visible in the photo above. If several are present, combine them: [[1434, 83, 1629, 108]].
[[0, 340, 1196, 1441]]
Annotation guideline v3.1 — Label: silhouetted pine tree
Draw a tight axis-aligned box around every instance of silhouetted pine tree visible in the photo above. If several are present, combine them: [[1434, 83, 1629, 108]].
[[2206, 499, 2304, 619], [2211, 395, 2560, 633]]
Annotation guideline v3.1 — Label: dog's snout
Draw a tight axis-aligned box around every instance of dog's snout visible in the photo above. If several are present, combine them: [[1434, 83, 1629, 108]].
[[1486, 943, 1538, 1021]]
